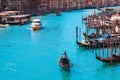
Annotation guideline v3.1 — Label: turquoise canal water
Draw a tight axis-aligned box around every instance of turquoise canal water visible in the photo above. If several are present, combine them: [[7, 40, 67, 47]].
[[0, 9, 120, 80]]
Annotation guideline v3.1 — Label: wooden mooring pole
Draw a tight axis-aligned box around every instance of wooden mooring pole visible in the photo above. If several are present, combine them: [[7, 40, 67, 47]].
[[76, 26, 78, 43]]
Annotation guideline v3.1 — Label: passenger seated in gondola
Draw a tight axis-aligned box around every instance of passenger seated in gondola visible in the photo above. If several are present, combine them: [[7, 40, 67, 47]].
[[61, 58, 69, 64], [60, 55, 69, 65]]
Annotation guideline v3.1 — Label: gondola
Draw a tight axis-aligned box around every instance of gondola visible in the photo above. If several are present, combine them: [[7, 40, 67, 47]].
[[83, 32, 101, 39], [96, 37, 120, 63], [96, 54, 120, 63], [59, 51, 70, 70]]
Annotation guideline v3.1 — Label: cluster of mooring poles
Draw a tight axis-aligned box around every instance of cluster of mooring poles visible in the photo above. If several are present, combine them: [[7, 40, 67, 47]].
[[76, 7, 120, 64]]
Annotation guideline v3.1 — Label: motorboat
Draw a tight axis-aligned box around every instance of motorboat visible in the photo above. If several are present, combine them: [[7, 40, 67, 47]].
[[31, 19, 42, 30]]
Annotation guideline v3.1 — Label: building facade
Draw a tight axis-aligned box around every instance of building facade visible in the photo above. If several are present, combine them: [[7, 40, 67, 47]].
[[0, 0, 7, 11], [1, 0, 120, 15], [0, 0, 1, 11], [0, 0, 40, 15]]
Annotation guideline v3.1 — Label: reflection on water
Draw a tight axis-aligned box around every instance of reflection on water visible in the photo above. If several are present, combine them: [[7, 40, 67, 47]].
[[60, 68, 70, 80], [0, 62, 17, 72], [95, 63, 120, 80]]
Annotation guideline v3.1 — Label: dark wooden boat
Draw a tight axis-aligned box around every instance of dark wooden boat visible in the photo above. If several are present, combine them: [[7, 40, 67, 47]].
[[96, 54, 120, 63], [76, 27, 120, 48], [78, 39, 120, 49], [56, 11, 61, 16], [96, 38, 120, 63], [59, 51, 70, 70], [83, 32, 101, 39]]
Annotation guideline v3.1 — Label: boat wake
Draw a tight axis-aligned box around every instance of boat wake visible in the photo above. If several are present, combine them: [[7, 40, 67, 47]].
[[0, 62, 17, 72], [71, 63, 89, 72], [26, 27, 33, 31]]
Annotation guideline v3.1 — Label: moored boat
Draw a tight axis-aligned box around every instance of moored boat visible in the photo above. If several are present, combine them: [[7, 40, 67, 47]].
[[96, 54, 120, 63], [31, 19, 42, 30], [76, 26, 120, 48], [78, 40, 92, 48], [6, 14, 31, 24], [59, 51, 70, 70], [83, 32, 101, 39], [77, 37, 120, 49], [96, 37, 120, 64], [0, 24, 9, 28], [0, 11, 19, 24]]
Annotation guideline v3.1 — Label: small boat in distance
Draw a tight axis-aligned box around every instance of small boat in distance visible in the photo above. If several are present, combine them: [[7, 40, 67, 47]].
[[0, 24, 9, 28], [59, 51, 70, 70], [31, 19, 42, 30], [56, 11, 61, 16]]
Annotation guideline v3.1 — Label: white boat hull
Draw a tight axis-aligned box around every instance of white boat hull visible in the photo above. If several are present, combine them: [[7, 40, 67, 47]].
[[31, 25, 41, 30], [31, 19, 42, 30]]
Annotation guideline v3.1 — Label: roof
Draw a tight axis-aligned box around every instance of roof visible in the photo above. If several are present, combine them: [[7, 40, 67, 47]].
[[0, 11, 19, 16], [7, 14, 31, 18]]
